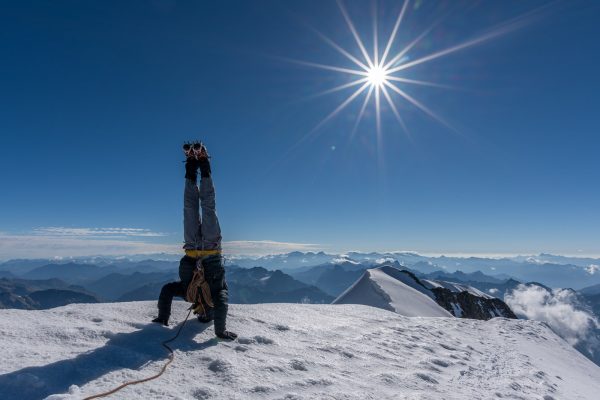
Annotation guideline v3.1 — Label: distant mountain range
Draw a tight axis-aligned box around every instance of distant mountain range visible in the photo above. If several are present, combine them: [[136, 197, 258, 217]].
[[3, 251, 599, 289], [0, 278, 98, 309], [86, 271, 177, 301], [0, 258, 333, 309], [1, 251, 598, 319], [226, 266, 333, 304]]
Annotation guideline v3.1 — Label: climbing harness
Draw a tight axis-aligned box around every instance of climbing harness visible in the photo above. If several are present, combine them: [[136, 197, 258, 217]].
[[185, 256, 215, 316], [82, 307, 193, 400]]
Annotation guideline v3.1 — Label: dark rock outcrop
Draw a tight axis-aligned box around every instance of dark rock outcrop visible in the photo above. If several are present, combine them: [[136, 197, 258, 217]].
[[431, 287, 517, 320]]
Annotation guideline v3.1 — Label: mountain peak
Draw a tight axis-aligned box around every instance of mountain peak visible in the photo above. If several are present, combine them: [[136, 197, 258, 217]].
[[334, 266, 451, 317]]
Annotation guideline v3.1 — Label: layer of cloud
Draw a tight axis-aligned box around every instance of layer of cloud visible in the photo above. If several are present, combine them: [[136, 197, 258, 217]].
[[505, 284, 600, 359], [587, 264, 599, 275], [221, 240, 322, 256], [33, 227, 167, 237], [0, 230, 322, 259], [0, 234, 180, 259]]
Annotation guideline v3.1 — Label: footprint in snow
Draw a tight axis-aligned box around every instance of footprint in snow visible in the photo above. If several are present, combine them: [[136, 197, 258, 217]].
[[234, 345, 249, 352], [254, 335, 275, 344], [430, 359, 451, 368], [420, 345, 436, 354], [251, 386, 272, 393], [534, 370, 546, 379], [238, 335, 275, 345], [273, 324, 290, 331], [415, 373, 438, 384], [421, 363, 442, 373], [280, 394, 303, 400], [295, 378, 332, 387], [509, 382, 522, 391], [439, 343, 457, 351], [265, 365, 286, 373], [192, 388, 212, 399], [379, 373, 399, 384], [340, 350, 354, 358], [290, 359, 308, 371], [208, 359, 231, 373]]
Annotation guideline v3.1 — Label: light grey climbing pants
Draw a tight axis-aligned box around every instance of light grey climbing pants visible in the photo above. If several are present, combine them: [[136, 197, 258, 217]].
[[183, 176, 222, 251]]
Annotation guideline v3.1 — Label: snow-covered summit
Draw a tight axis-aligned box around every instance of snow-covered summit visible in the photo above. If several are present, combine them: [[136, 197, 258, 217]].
[[334, 266, 516, 320], [1, 302, 599, 399], [334, 266, 452, 317]]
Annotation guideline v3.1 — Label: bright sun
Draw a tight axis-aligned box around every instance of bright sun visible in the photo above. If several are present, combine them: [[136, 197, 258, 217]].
[[367, 65, 388, 87], [292, 0, 539, 141]]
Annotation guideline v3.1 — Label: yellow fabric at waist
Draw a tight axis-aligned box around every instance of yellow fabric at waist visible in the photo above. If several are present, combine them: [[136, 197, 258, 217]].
[[185, 249, 222, 258]]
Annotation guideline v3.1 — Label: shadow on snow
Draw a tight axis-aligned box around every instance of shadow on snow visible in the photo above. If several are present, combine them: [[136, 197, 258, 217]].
[[0, 320, 216, 400]]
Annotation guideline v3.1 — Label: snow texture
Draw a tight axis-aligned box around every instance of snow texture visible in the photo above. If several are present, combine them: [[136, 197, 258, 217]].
[[1, 302, 599, 400]]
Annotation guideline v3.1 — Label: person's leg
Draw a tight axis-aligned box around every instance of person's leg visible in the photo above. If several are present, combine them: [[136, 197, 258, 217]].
[[155, 281, 186, 325], [183, 160, 201, 250], [198, 155, 221, 250]]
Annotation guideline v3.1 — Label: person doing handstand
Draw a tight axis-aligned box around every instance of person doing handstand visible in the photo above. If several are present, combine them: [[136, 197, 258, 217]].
[[153, 143, 237, 340]]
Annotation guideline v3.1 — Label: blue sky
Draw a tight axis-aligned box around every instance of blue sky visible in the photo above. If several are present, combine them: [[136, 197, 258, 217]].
[[1, 0, 599, 258]]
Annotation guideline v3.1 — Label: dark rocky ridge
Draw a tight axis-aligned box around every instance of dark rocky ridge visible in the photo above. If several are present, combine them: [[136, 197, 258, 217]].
[[432, 287, 517, 320], [402, 269, 517, 320]]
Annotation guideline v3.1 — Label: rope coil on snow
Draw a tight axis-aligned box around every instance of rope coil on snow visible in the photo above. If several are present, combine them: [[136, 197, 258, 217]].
[[82, 308, 193, 400]]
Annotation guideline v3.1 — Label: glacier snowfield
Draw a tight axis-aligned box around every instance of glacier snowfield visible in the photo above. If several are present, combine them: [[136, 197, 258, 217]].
[[0, 302, 599, 399]]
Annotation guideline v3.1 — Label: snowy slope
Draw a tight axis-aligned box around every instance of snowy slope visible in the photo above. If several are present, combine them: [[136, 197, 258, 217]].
[[3, 301, 597, 400], [333, 267, 452, 317], [1, 302, 599, 400]]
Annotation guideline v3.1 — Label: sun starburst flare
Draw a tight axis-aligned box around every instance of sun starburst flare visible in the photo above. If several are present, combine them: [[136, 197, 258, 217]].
[[289, 0, 548, 147]]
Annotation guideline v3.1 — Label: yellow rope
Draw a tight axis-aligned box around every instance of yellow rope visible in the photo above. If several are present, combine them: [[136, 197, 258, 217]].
[[82, 308, 193, 400]]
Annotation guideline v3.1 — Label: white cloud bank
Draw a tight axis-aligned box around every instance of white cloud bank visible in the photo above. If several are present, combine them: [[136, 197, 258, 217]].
[[0, 234, 181, 260], [221, 240, 322, 256], [505, 284, 600, 359], [0, 228, 322, 260], [586, 264, 599, 275], [33, 227, 168, 237]]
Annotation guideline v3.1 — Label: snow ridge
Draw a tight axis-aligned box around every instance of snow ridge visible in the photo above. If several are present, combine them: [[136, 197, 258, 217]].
[[333, 267, 453, 317], [334, 266, 515, 320]]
